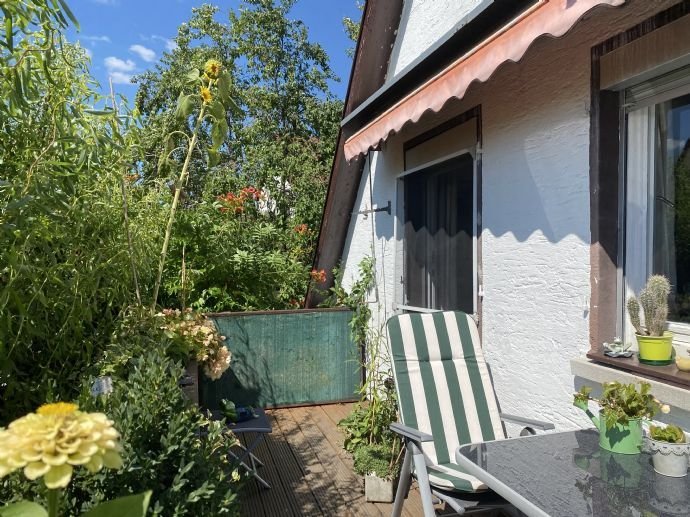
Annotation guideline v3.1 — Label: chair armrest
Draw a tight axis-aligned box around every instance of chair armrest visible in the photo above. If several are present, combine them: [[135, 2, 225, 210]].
[[390, 422, 434, 443], [500, 413, 555, 431]]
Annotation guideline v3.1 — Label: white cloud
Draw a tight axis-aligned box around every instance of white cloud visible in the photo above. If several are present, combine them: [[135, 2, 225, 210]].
[[81, 35, 111, 43], [104, 56, 136, 85], [129, 44, 156, 62], [84, 48, 93, 58], [109, 71, 133, 84], [92, 0, 119, 5], [104, 56, 136, 72], [142, 34, 177, 52]]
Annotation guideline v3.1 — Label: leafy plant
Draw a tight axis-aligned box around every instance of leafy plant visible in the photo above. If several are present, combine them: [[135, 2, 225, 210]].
[[353, 444, 400, 481], [0, 0, 160, 424], [627, 275, 671, 336], [80, 351, 241, 516], [132, 1, 342, 313], [649, 424, 686, 444], [573, 381, 669, 429], [333, 258, 402, 479], [1, 346, 241, 516], [150, 58, 234, 311]]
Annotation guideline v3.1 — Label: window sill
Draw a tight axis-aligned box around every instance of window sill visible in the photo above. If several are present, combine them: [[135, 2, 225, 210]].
[[584, 351, 690, 388], [571, 355, 690, 413]]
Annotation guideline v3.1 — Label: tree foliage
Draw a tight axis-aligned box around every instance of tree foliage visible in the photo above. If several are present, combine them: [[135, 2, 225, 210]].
[[1, 0, 346, 421], [0, 1, 160, 420], [343, 1, 364, 58], [134, 0, 341, 310]]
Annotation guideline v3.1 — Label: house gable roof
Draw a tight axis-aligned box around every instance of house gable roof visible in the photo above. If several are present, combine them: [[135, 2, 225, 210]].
[[306, 0, 403, 306]]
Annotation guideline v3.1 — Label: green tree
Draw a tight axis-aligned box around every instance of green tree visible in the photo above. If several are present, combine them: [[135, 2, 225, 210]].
[[343, 1, 364, 57], [134, 0, 342, 311], [228, 0, 341, 229]]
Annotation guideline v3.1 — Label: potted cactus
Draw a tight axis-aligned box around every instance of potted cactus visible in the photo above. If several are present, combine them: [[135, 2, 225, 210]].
[[627, 275, 674, 364], [646, 424, 690, 477]]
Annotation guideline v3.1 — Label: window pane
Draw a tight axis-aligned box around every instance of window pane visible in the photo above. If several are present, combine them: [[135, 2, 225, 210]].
[[653, 93, 690, 323], [404, 154, 474, 312]]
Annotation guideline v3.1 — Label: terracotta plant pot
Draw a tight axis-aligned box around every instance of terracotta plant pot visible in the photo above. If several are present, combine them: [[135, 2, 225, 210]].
[[636, 332, 674, 362]]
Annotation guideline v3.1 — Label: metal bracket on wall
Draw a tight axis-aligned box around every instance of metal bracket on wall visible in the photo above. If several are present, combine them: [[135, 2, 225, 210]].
[[354, 200, 391, 218]]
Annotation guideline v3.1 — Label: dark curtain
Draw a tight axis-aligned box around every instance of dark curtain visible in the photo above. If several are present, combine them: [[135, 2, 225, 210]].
[[404, 153, 474, 313]]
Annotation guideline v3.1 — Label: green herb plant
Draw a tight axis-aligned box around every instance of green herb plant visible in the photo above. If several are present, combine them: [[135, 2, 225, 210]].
[[353, 444, 401, 481], [573, 381, 669, 429], [649, 424, 686, 444]]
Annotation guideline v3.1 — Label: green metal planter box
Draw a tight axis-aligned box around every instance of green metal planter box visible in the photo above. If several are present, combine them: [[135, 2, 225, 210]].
[[201, 307, 360, 409]]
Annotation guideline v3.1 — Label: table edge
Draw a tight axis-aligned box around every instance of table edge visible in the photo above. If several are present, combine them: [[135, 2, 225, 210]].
[[455, 441, 555, 517]]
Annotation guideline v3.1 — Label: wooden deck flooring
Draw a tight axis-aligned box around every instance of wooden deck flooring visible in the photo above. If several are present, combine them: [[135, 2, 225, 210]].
[[236, 402, 441, 517]]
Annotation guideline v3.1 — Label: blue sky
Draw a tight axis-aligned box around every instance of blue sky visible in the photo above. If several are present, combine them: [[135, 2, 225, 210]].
[[66, 0, 360, 101]]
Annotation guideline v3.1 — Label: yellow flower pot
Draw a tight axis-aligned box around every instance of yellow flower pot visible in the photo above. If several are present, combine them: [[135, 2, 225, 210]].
[[636, 332, 674, 362]]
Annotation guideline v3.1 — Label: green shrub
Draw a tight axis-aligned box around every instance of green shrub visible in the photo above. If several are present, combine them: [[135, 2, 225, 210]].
[[159, 195, 310, 312], [353, 444, 400, 480], [1, 348, 241, 515], [0, 2, 161, 424]]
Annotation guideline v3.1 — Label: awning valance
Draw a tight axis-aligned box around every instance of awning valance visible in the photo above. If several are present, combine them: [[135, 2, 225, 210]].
[[344, 0, 625, 161]]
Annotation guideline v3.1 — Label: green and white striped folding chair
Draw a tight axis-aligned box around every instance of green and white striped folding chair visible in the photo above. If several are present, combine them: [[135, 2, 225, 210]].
[[387, 311, 554, 516]]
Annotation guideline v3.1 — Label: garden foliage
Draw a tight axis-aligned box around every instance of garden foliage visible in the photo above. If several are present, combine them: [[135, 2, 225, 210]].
[[134, 0, 340, 311], [333, 259, 402, 480], [1, 0, 340, 420], [1, 346, 240, 516], [0, 0, 160, 420], [0, 0, 344, 513]]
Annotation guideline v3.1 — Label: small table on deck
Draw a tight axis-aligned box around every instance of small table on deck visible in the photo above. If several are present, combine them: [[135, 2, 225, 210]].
[[455, 429, 690, 517], [212, 408, 272, 489]]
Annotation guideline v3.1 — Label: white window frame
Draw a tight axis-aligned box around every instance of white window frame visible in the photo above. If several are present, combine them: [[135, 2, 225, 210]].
[[394, 148, 478, 317], [621, 72, 690, 350]]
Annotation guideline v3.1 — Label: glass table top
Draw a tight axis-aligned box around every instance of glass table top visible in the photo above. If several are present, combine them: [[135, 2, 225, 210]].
[[456, 429, 690, 517]]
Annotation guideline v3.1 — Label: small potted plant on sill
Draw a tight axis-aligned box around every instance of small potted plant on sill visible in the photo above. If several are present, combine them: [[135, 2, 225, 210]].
[[627, 275, 674, 364], [574, 381, 669, 454], [646, 424, 690, 477]]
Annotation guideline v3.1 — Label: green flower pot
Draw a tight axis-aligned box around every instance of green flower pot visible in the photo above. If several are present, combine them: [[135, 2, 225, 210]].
[[599, 418, 643, 454], [636, 332, 674, 362], [586, 411, 643, 454]]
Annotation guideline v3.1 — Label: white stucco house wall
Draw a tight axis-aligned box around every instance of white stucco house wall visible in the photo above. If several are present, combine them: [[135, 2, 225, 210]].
[[311, 0, 690, 432]]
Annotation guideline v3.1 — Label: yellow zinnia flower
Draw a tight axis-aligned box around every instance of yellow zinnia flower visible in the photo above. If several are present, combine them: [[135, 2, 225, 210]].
[[204, 59, 222, 80], [0, 403, 123, 489], [200, 86, 213, 104]]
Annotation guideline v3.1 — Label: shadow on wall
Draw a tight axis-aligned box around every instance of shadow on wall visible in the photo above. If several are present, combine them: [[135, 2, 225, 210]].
[[364, 24, 603, 250], [364, 0, 671, 257]]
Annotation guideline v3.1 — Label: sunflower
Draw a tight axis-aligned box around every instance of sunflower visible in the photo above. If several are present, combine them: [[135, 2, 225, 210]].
[[200, 86, 213, 104], [204, 59, 222, 80]]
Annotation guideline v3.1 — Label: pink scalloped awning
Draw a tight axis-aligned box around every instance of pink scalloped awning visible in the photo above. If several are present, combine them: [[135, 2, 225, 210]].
[[344, 0, 625, 161]]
